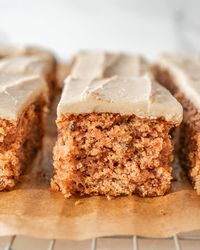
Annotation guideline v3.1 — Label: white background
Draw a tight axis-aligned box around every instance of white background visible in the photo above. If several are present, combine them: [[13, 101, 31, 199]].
[[0, 0, 199, 60]]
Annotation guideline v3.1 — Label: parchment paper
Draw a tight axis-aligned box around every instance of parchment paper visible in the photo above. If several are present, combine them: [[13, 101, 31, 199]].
[[0, 100, 200, 240]]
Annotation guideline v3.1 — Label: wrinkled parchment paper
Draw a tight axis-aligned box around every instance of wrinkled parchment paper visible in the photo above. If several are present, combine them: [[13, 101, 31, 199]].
[[0, 98, 200, 240]]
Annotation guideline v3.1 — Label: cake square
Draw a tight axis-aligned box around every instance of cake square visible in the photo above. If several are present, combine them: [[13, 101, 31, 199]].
[[52, 75, 182, 198], [0, 74, 48, 190], [154, 54, 200, 194]]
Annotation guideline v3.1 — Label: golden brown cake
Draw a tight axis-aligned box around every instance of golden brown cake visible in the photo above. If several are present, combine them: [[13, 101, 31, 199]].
[[153, 54, 200, 194], [51, 75, 182, 198], [0, 74, 48, 190]]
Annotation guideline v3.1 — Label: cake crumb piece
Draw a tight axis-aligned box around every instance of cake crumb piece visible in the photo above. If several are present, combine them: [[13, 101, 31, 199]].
[[160, 210, 167, 216], [75, 200, 83, 206]]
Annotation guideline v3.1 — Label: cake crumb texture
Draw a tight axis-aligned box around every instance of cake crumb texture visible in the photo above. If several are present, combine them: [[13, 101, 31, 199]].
[[176, 93, 200, 194], [52, 113, 175, 198], [0, 97, 45, 190], [153, 65, 200, 194]]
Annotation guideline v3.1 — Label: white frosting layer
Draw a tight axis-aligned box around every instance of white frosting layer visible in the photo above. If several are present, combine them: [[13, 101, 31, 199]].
[[0, 55, 53, 79], [71, 51, 148, 79], [104, 53, 149, 77], [0, 74, 47, 121], [156, 54, 200, 110], [57, 75, 182, 122]]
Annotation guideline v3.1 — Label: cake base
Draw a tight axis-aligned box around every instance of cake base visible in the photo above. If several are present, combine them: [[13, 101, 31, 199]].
[[153, 66, 200, 194], [0, 97, 45, 190], [52, 113, 175, 198], [177, 94, 200, 194]]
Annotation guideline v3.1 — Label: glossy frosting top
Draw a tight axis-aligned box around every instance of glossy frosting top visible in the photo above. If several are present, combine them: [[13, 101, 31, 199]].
[[58, 75, 182, 122], [71, 51, 149, 79], [0, 74, 47, 121]]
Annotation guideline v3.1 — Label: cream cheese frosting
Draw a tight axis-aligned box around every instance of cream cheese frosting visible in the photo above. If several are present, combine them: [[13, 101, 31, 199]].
[[0, 55, 53, 79], [71, 51, 149, 79], [0, 45, 55, 62], [0, 74, 47, 121], [104, 53, 149, 77], [156, 54, 200, 111], [57, 75, 182, 122]]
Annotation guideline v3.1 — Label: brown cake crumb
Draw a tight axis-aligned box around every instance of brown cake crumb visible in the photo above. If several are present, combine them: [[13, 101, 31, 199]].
[[176, 93, 200, 194], [52, 113, 176, 198], [0, 96, 46, 191], [153, 65, 200, 194], [75, 200, 83, 206]]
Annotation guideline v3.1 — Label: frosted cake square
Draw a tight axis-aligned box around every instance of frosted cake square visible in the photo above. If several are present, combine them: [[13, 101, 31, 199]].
[[154, 54, 200, 194], [0, 74, 48, 190], [52, 75, 182, 198]]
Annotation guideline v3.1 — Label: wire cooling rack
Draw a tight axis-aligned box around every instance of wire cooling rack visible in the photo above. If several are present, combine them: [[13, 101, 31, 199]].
[[2, 233, 200, 250]]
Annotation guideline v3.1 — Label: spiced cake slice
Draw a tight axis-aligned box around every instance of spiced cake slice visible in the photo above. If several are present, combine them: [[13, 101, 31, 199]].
[[153, 54, 200, 194], [0, 74, 48, 190], [51, 75, 182, 198], [71, 51, 149, 80]]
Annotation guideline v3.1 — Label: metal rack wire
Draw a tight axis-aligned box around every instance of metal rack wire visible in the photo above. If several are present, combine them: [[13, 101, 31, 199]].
[[3, 233, 200, 250]]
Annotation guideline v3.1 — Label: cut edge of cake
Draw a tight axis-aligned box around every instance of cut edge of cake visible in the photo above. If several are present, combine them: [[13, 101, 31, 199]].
[[0, 74, 48, 190], [52, 75, 182, 198], [153, 53, 200, 194]]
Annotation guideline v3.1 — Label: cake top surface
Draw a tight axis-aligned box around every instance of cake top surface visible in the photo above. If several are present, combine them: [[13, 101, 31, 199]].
[[57, 75, 182, 122], [0, 55, 53, 78], [71, 51, 149, 79], [0, 74, 47, 121], [156, 53, 200, 110]]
